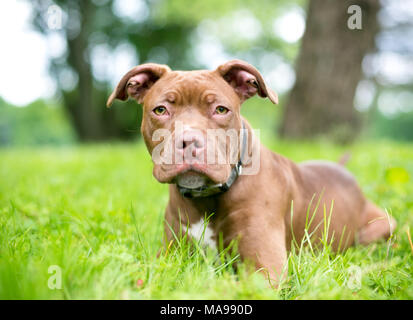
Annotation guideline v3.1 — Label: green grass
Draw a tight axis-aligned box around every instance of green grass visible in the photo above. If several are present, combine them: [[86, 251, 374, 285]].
[[0, 139, 412, 299]]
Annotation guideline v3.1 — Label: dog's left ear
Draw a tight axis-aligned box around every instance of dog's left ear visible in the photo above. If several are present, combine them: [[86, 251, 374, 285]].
[[216, 59, 278, 104]]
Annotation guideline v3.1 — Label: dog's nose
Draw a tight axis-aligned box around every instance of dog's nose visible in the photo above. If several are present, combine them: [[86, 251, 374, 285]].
[[175, 130, 206, 163], [176, 130, 205, 151]]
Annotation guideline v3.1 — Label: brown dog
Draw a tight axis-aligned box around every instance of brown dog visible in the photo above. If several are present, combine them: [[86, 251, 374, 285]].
[[107, 60, 396, 284]]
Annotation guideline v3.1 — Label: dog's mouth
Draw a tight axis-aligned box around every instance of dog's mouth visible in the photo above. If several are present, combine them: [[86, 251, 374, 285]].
[[173, 162, 220, 189], [153, 162, 231, 187]]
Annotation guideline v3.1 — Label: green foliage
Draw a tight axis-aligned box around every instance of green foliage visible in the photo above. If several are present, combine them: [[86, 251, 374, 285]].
[[369, 109, 413, 141], [0, 139, 412, 299], [0, 98, 75, 146], [155, 0, 303, 65]]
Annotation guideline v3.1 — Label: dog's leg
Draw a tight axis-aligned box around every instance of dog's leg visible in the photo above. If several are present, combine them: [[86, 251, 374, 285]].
[[221, 211, 287, 287], [357, 202, 396, 245]]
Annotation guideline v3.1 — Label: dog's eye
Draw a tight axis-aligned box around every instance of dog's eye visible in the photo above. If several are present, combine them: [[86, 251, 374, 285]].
[[153, 106, 168, 116], [215, 106, 229, 115]]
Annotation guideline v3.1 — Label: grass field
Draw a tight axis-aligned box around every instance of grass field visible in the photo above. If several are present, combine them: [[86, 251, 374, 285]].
[[1, 137, 412, 300]]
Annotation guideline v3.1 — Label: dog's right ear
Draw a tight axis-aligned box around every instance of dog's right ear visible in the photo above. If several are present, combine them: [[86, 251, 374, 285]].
[[106, 63, 171, 107], [216, 59, 278, 105]]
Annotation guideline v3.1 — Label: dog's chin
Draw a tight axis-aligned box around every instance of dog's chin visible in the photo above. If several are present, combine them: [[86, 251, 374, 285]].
[[175, 171, 208, 189], [153, 163, 231, 187]]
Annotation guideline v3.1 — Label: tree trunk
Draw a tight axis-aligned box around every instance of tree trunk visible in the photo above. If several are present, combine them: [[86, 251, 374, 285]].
[[279, 0, 380, 143], [64, 1, 139, 142]]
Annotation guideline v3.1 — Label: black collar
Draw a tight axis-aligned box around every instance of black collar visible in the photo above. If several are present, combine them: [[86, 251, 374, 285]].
[[177, 122, 247, 198]]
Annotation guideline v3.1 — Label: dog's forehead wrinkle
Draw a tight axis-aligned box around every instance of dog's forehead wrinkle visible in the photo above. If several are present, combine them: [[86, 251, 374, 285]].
[[154, 70, 227, 105], [165, 70, 213, 86]]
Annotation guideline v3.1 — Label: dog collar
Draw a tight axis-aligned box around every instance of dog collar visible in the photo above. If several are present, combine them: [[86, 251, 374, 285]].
[[177, 122, 247, 198]]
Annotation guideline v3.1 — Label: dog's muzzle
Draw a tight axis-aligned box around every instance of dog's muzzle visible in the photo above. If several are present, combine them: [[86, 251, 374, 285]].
[[177, 122, 247, 198]]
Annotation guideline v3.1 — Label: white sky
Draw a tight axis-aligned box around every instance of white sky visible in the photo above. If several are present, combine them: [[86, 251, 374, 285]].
[[273, 7, 305, 43], [0, 1, 56, 106]]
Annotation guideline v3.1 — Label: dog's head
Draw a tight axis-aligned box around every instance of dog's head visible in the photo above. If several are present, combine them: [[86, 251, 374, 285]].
[[107, 60, 277, 189]]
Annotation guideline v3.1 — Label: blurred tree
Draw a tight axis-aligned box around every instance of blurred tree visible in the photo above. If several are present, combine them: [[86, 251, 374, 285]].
[[30, 0, 195, 141], [279, 0, 380, 143], [0, 98, 75, 146], [362, 0, 413, 141]]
